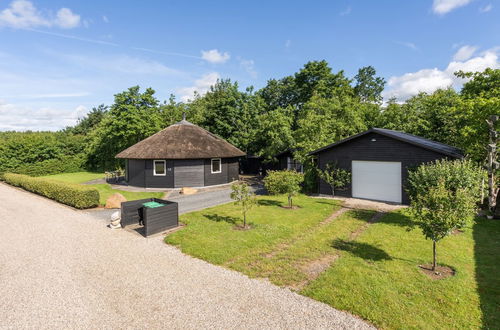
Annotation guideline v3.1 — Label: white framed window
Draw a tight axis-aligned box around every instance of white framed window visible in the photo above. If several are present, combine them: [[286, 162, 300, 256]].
[[153, 160, 166, 176], [211, 158, 222, 174]]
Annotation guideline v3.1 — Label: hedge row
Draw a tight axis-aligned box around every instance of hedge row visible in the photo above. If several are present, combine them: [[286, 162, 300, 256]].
[[4, 173, 100, 209]]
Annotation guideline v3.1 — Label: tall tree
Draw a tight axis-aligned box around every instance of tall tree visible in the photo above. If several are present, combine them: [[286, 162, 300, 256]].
[[85, 86, 163, 170], [354, 66, 386, 103], [66, 104, 108, 135]]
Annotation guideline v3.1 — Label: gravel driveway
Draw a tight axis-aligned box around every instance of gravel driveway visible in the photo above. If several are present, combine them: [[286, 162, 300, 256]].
[[0, 183, 373, 329]]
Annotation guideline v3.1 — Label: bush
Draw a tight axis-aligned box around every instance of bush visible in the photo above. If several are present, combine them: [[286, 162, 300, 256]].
[[11, 154, 85, 177], [407, 159, 485, 203], [264, 170, 304, 208], [4, 173, 100, 209]]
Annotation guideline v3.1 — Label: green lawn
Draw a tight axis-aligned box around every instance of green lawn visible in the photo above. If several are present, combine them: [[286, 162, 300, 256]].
[[91, 183, 163, 205], [42, 172, 163, 206], [166, 195, 342, 265], [41, 171, 104, 184], [166, 196, 500, 329]]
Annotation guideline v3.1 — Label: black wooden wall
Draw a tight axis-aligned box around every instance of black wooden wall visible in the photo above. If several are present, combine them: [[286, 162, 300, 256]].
[[126, 158, 240, 188], [316, 132, 451, 204]]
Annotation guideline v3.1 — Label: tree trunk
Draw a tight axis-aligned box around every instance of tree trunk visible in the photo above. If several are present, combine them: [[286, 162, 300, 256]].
[[288, 195, 292, 208], [432, 241, 437, 271], [243, 211, 247, 228], [331, 185, 335, 197]]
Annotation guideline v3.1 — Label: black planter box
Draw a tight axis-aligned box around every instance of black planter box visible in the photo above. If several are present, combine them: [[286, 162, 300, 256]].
[[120, 198, 179, 237]]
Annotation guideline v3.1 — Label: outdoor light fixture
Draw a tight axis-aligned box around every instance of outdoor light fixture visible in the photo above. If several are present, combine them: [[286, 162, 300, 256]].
[[371, 138, 377, 142]]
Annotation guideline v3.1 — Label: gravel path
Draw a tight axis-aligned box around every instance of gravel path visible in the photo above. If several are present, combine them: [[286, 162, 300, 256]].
[[0, 183, 373, 329]]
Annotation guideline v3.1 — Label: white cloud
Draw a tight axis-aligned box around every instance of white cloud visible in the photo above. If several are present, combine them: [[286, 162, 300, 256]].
[[285, 39, 291, 48], [452, 45, 477, 61], [55, 8, 80, 28], [239, 58, 257, 78], [397, 41, 419, 51], [432, 0, 473, 14], [177, 72, 220, 102], [102, 15, 109, 23], [0, 101, 87, 131], [339, 6, 351, 16], [56, 53, 180, 75], [384, 47, 499, 100], [479, 4, 493, 12], [0, 0, 81, 29], [201, 49, 230, 64]]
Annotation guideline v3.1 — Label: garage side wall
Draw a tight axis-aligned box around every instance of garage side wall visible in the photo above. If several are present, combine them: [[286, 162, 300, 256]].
[[317, 132, 449, 204]]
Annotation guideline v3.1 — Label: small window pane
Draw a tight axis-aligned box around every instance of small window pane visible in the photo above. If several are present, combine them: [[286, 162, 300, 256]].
[[211, 159, 221, 173], [154, 161, 165, 175]]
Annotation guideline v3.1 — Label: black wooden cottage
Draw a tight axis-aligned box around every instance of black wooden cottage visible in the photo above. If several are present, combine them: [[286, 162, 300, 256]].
[[309, 128, 463, 204], [275, 149, 303, 172], [116, 119, 245, 188]]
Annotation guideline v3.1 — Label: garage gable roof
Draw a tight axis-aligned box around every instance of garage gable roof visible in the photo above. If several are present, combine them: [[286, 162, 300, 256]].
[[309, 128, 464, 158]]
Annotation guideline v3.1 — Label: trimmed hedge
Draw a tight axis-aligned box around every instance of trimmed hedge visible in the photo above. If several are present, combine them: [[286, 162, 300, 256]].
[[4, 173, 100, 209]]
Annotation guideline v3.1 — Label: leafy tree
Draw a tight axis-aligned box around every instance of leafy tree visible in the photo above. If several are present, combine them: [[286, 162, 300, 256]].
[[294, 95, 368, 161], [264, 170, 304, 208], [409, 180, 477, 271], [66, 104, 108, 135], [160, 94, 189, 126], [457, 68, 500, 99], [254, 107, 294, 161], [407, 159, 484, 271], [85, 86, 163, 170], [191, 79, 262, 153], [354, 66, 386, 103], [230, 182, 257, 228], [318, 162, 351, 197]]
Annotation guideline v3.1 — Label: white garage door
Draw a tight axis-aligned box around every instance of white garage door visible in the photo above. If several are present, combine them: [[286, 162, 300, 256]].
[[352, 161, 402, 203]]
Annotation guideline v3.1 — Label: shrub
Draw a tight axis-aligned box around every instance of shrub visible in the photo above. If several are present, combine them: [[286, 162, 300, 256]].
[[11, 154, 85, 177], [4, 173, 100, 209], [264, 170, 304, 208], [407, 159, 484, 271], [407, 159, 485, 208]]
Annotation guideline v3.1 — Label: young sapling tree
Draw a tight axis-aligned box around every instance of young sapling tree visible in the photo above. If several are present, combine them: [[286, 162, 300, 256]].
[[318, 162, 351, 197], [230, 182, 257, 228]]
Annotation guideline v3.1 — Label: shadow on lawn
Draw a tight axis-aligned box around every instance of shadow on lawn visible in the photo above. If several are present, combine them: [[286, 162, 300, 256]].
[[257, 199, 283, 207], [203, 214, 238, 224], [332, 239, 392, 261], [473, 217, 500, 329], [375, 210, 412, 227]]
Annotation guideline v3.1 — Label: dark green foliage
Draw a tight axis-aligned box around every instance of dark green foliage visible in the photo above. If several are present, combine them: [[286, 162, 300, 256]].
[[354, 66, 386, 103], [0, 131, 86, 176], [264, 170, 304, 207], [65, 104, 108, 135], [11, 155, 84, 177], [407, 159, 485, 204], [85, 86, 164, 170], [407, 159, 484, 270], [4, 173, 99, 209], [457, 68, 500, 99]]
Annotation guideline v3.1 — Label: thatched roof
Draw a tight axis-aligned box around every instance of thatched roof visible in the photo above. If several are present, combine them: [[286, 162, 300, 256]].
[[116, 120, 245, 159]]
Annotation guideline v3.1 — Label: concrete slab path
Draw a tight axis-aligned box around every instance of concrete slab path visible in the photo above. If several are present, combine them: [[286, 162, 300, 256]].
[[0, 183, 373, 329]]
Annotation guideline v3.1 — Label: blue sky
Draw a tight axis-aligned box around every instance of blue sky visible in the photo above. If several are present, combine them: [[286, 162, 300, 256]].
[[0, 0, 499, 131]]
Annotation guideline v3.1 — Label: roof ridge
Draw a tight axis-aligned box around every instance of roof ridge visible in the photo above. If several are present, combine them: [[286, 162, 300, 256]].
[[373, 128, 462, 152]]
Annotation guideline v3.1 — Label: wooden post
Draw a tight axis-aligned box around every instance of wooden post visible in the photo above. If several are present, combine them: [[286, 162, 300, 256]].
[[486, 115, 499, 218]]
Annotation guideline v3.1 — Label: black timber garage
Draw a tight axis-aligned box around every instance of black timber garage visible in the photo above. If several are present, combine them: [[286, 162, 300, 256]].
[[309, 128, 463, 204]]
